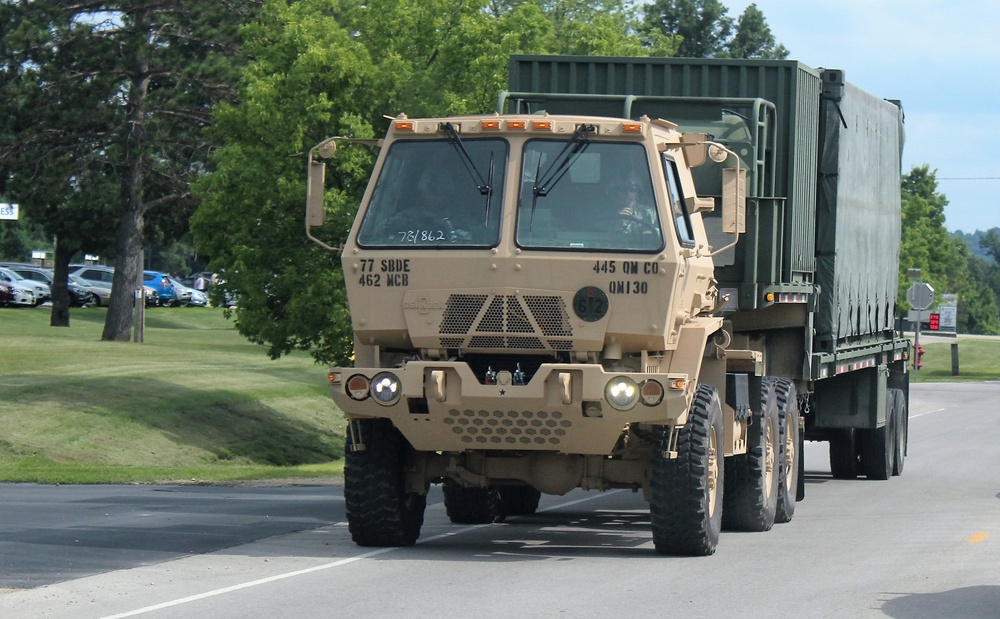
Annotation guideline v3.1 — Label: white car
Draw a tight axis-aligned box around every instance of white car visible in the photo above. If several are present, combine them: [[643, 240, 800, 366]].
[[0, 267, 42, 306]]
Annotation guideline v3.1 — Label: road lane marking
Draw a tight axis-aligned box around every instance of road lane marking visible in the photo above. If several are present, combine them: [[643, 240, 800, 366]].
[[967, 532, 989, 543], [101, 489, 622, 618], [910, 407, 945, 419]]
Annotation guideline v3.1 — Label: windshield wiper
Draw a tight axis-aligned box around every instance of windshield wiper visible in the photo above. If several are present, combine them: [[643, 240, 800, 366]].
[[532, 124, 594, 198], [440, 122, 491, 196], [441, 122, 495, 227], [527, 124, 595, 227]]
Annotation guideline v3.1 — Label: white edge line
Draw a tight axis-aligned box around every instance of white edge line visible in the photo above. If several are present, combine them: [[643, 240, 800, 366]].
[[101, 489, 623, 618], [910, 407, 945, 419]]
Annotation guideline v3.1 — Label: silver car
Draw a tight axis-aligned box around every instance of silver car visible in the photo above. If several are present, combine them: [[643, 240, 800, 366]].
[[0, 267, 44, 305]]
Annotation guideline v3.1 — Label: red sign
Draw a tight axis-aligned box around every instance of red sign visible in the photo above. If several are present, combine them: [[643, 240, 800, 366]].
[[929, 313, 940, 331]]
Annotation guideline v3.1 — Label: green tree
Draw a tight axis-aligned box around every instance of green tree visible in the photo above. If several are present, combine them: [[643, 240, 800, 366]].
[[642, 0, 786, 59], [723, 3, 788, 59], [192, 0, 676, 365], [0, 1, 258, 330], [899, 165, 998, 334]]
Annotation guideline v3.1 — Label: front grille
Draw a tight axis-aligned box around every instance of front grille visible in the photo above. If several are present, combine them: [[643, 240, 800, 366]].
[[438, 293, 572, 350], [443, 408, 571, 447]]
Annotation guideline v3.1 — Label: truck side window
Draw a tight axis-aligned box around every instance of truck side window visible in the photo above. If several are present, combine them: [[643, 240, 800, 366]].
[[663, 153, 695, 247]]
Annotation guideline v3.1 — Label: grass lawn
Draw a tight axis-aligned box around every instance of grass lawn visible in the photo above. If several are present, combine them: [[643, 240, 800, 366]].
[[912, 336, 1000, 382], [0, 305, 344, 484]]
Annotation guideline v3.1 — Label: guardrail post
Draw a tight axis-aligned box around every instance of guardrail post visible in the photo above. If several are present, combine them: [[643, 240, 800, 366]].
[[951, 342, 959, 376]]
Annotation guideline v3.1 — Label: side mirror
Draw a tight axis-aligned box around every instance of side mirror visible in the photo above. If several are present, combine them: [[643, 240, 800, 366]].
[[306, 159, 326, 228]]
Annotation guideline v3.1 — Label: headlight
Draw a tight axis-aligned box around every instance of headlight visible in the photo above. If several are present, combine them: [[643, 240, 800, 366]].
[[605, 376, 639, 411], [370, 372, 402, 406]]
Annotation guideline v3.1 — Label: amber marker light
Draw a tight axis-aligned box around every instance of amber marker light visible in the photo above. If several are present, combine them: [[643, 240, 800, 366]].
[[328, 371, 342, 384], [507, 120, 526, 130], [668, 378, 686, 390], [481, 120, 501, 131], [394, 121, 414, 132], [532, 120, 552, 131], [765, 292, 775, 303], [622, 123, 643, 133]]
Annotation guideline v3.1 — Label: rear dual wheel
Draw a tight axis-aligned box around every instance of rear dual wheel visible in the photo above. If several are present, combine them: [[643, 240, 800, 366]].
[[723, 381, 779, 532]]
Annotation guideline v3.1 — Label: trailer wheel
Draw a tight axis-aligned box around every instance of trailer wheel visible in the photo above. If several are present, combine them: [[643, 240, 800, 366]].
[[829, 429, 860, 479], [891, 388, 907, 476], [443, 480, 504, 524], [650, 384, 724, 556], [344, 418, 426, 546], [500, 486, 542, 517], [769, 378, 800, 523], [723, 381, 779, 531], [862, 390, 896, 481]]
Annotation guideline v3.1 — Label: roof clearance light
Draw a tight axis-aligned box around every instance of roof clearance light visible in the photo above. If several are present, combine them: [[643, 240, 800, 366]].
[[370, 372, 402, 406], [532, 120, 552, 131], [481, 120, 501, 131], [394, 121, 414, 132], [622, 123, 643, 133], [507, 120, 526, 130]]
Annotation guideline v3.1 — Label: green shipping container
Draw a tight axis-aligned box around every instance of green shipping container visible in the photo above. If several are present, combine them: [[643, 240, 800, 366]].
[[504, 55, 904, 352]]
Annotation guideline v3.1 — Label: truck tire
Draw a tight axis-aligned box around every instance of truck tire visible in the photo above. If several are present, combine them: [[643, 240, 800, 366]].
[[862, 390, 896, 481], [344, 418, 426, 546], [443, 480, 504, 524], [722, 381, 779, 532], [768, 377, 800, 523], [891, 388, 907, 476], [650, 384, 724, 556], [500, 486, 542, 516], [829, 429, 860, 479]]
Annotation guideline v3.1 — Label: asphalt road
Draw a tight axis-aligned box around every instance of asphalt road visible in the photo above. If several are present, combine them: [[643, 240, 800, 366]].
[[1, 382, 998, 618]]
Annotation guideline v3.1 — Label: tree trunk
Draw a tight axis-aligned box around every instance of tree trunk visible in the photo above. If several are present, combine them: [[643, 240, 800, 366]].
[[101, 7, 150, 342], [49, 239, 78, 327]]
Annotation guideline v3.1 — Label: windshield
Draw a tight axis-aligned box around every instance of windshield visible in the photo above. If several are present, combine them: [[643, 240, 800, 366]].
[[357, 139, 507, 248], [516, 140, 663, 252]]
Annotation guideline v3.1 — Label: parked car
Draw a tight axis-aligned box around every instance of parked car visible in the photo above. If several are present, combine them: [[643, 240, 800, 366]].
[[0, 267, 44, 305], [166, 276, 208, 307], [0, 281, 15, 306], [70, 265, 172, 307], [142, 271, 176, 306], [3, 264, 95, 307], [69, 275, 110, 306]]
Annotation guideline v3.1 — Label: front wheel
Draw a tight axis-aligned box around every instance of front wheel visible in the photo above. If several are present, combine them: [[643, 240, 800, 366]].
[[650, 384, 725, 556], [344, 418, 426, 546]]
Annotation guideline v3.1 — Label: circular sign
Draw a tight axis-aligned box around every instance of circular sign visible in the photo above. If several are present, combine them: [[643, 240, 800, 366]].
[[573, 286, 609, 322]]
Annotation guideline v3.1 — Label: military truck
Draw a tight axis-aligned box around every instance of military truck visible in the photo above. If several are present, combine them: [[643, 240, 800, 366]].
[[305, 56, 909, 556]]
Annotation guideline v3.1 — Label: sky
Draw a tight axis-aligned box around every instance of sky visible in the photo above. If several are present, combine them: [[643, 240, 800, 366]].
[[721, 0, 997, 232]]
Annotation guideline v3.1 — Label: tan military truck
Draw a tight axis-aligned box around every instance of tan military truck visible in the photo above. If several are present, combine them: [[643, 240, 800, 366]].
[[306, 57, 909, 556]]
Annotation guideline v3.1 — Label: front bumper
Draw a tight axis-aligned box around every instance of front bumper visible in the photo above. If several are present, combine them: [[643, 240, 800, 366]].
[[330, 360, 692, 455]]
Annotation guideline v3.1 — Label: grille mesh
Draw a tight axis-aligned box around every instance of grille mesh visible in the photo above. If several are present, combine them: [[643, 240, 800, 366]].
[[442, 408, 571, 446], [438, 293, 572, 350]]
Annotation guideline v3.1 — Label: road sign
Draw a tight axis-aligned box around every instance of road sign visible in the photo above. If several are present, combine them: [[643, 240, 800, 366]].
[[907, 282, 934, 311], [0, 203, 18, 220]]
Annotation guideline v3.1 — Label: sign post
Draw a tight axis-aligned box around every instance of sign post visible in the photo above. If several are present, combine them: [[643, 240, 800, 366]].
[[906, 281, 934, 380]]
